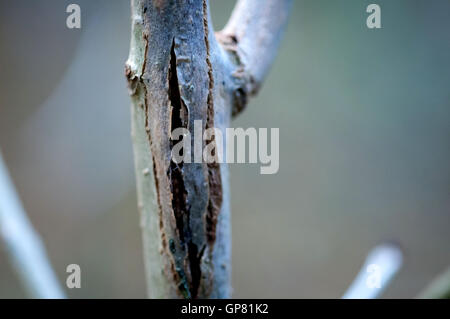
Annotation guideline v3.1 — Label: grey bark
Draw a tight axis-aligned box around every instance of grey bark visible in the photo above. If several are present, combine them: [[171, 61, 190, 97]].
[[126, 0, 291, 298]]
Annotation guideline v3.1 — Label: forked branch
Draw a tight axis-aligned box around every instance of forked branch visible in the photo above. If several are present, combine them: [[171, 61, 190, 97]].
[[126, 0, 291, 298]]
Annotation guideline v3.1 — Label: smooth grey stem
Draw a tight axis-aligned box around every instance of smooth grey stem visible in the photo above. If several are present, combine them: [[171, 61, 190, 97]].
[[342, 243, 403, 299], [217, 0, 293, 115], [417, 266, 450, 299], [0, 150, 65, 299], [126, 0, 290, 298]]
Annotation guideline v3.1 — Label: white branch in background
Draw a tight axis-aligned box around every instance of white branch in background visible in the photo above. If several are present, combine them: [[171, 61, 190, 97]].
[[342, 243, 403, 299], [0, 150, 65, 299]]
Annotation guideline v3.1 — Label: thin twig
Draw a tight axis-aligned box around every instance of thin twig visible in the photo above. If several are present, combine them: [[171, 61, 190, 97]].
[[0, 150, 65, 299], [417, 266, 450, 299], [342, 243, 403, 299]]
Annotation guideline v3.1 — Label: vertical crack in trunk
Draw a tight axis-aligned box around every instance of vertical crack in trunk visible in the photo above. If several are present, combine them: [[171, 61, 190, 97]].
[[168, 39, 188, 245], [168, 39, 203, 298]]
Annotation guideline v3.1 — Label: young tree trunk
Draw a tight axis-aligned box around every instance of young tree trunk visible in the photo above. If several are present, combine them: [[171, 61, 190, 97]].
[[126, 0, 291, 298]]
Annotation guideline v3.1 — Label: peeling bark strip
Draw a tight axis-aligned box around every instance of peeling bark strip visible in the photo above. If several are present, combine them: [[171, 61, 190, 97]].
[[202, 0, 223, 247], [126, 0, 292, 298]]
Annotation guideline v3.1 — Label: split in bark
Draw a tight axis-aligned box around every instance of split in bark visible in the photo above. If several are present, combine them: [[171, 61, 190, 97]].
[[126, 0, 292, 298]]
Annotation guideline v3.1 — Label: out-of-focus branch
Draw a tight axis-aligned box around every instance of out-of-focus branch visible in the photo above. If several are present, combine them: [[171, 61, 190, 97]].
[[417, 266, 450, 299], [342, 243, 403, 299], [217, 0, 293, 115], [0, 150, 65, 299]]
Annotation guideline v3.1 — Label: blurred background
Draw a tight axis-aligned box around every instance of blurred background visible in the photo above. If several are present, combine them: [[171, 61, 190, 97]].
[[0, 0, 449, 298]]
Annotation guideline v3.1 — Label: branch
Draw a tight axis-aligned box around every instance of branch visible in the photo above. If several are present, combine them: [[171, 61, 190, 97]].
[[0, 150, 65, 299], [126, 0, 231, 299], [342, 243, 403, 299], [217, 0, 293, 115], [126, 0, 291, 298], [417, 266, 450, 299]]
